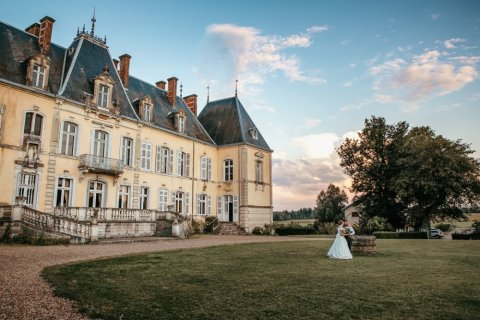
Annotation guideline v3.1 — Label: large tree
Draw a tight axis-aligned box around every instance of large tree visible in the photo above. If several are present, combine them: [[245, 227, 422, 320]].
[[337, 116, 408, 228], [315, 184, 348, 222]]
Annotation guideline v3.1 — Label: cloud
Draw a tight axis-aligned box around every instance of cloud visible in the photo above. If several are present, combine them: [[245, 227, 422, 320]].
[[444, 38, 465, 49], [200, 24, 327, 96], [304, 118, 322, 128], [342, 81, 353, 87], [369, 50, 478, 107], [291, 133, 339, 158], [431, 13, 440, 20]]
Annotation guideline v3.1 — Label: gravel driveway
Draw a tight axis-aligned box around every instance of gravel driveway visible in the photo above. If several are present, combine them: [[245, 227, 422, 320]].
[[0, 235, 317, 320]]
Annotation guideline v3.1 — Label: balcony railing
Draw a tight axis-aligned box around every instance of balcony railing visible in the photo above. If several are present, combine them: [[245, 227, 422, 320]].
[[78, 154, 124, 175]]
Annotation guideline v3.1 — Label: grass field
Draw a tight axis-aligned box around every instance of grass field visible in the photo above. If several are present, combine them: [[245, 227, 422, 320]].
[[43, 240, 480, 320]]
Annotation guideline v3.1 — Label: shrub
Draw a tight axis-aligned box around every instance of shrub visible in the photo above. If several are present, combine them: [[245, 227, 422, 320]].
[[191, 219, 205, 234], [264, 224, 275, 235], [203, 216, 218, 234], [452, 233, 472, 240], [472, 220, 480, 233], [315, 221, 337, 234], [275, 225, 316, 236], [372, 231, 428, 239], [372, 231, 399, 239], [252, 227, 264, 235], [435, 223, 452, 232]]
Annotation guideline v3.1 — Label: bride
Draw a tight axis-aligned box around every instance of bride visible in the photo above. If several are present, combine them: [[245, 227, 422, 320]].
[[327, 220, 353, 259]]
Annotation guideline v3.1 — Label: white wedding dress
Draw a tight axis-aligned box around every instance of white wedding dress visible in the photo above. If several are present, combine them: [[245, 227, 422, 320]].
[[327, 226, 353, 259]]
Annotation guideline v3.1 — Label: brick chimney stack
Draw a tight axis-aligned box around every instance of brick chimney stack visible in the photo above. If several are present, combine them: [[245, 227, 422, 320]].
[[112, 59, 119, 70], [25, 23, 40, 36], [167, 77, 178, 107], [119, 54, 131, 88], [183, 94, 198, 117], [155, 81, 166, 90], [38, 16, 55, 53]]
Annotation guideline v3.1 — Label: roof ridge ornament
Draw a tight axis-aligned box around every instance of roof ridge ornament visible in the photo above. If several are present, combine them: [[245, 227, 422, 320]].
[[206, 85, 210, 103], [90, 7, 96, 36], [235, 79, 238, 97]]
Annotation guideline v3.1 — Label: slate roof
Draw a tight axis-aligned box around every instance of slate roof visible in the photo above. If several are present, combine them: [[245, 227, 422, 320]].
[[198, 96, 271, 151]]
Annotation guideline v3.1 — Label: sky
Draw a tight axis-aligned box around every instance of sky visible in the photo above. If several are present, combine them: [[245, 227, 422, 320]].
[[1, 0, 479, 210]]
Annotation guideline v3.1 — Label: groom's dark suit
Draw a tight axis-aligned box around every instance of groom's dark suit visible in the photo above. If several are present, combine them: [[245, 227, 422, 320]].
[[344, 225, 354, 250]]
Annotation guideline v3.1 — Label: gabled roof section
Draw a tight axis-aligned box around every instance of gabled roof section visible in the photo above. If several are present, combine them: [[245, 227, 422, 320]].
[[59, 36, 138, 120], [197, 96, 271, 151], [0, 20, 65, 93], [126, 76, 215, 144]]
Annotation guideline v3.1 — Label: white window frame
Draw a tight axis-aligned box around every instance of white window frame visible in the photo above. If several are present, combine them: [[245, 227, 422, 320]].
[[16, 172, 38, 208], [23, 111, 44, 137], [173, 191, 190, 214], [156, 146, 172, 174], [139, 186, 149, 210], [117, 185, 131, 209], [158, 188, 169, 211], [87, 180, 106, 208], [32, 64, 46, 88], [60, 121, 78, 156], [142, 104, 152, 122], [141, 141, 152, 170], [178, 115, 185, 133], [224, 159, 234, 182], [120, 137, 134, 167], [176, 151, 190, 177], [92, 129, 109, 158], [200, 156, 212, 181], [255, 160, 264, 184], [54, 177, 74, 207], [196, 194, 211, 215], [97, 84, 109, 108]]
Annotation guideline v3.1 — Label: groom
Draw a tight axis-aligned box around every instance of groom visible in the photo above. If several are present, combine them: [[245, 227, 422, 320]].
[[343, 220, 355, 251]]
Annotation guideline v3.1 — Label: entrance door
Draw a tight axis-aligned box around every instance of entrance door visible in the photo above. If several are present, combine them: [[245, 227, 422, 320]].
[[224, 195, 234, 222]]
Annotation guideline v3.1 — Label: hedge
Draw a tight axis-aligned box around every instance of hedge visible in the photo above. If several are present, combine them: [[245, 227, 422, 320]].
[[373, 231, 428, 239], [452, 233, 480, 240], [275, 226, 316, 236]]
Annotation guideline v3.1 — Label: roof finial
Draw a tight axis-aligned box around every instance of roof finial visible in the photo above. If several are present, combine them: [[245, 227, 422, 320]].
[[235, 79, 238, 97], [206, 85, 210, 103], [90, 7, 96, 36], [180, 82, 183, 98]]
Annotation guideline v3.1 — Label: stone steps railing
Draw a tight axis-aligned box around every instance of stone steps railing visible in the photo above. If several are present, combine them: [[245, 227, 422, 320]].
[[52, 207, 162, 222]]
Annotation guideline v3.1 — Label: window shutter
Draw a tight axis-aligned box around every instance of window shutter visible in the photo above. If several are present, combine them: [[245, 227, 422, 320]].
[[171, 191, 176, 206], [185, 192, 190, 214], [146, 143, 151, 170], [200, 157, 206, 180], [196, 194, 200, 215], [156, 146, 161, 172], [168, 149, 173, 174], [186, 153, 191, 177], [233, 195, 239, 221], [176, 151, 181, 176], [207, 195, 212, 216], [207, 158, 212, 181], [217, 196, 222, 218]]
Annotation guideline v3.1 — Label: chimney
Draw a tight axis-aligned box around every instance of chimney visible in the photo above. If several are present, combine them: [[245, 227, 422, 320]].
[[119, 54, 131, 88], [167, 77, 178, 107], [183, 94, 198, 117], [112, 59, 119, 70], [39, 16, 55, 53], [155, 81, 166, 90], [25, 23, 40, 37]]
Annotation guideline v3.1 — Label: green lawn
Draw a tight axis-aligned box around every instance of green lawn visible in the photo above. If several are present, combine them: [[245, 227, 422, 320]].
[[42, 240, 480, 320]]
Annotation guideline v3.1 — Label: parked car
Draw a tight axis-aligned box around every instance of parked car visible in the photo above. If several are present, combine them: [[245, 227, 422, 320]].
[[430, 228, 444, 239]]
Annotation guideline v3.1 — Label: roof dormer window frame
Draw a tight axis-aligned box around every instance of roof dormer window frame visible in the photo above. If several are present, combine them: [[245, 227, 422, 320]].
[[249, 128, 258, 140], [26, 54, 51, 91], [93, 66, 115, 111], [175, 111, 186, 134], [139, 96, 153, 122]]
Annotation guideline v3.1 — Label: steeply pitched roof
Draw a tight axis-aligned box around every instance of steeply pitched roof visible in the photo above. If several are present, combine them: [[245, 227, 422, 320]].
[[197, 96, 271, 151], [0, 21, 65, 94], [126, 76, 215, 144]]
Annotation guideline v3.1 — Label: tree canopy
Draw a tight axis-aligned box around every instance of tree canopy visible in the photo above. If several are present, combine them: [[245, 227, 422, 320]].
[[315, 183, 348, 223], [337, 116, 480, 229]]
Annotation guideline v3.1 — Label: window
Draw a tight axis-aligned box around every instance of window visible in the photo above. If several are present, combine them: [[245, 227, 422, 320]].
[[217, 195, 238, 222], [139, 187, 149, 210], [200, 156, 212, 180], [156, 146, 172, 174], [142, 104, 152, 122], [121, 137, 134, 166], [255, 161, 264, 183], [32, 64, 46, 88], [17, 173, 37, 207], [117, 185, 130, 209], [141, 141, 152, 170], [178, 115, 185, 133], [158, 188, 169, 211], [55, 178, 73, 207], [93, 130, 108, 158], [176, 151, 190, 177], [249, 128, 258, 140], [223, 159, 233, 181], [87, 181, 105, 208], [97, 85, 109, 108], [60, 122, 78, 156], [24, 112, 43, 136], [196, 194, 211, 215], [173, 191, 190, 214]]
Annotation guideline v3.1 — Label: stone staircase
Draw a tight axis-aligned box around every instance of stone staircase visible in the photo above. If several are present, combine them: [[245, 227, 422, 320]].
[[212, 222, 246, 235]]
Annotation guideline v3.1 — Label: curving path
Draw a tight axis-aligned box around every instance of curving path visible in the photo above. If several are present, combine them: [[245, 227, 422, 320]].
[[0, 235, 320, 320]]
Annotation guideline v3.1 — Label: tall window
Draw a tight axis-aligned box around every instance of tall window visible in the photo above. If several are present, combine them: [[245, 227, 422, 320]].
[[93, 130, 108, 158], [141, 141, 152, 170], [24, 112, 43, 136], [176, 151, 190, 177], [32, 64, 45, 88], [158, 189, 169, 211], [224, 159, 234, 181], [55, 178, 73, 207], [121, 137, 133, 166], [200, 156, 212, 181], [255, 160, 264, 183], [87, 181, 105, 208], [142, 104, 152, 122], [196, 194, 211, 215], [156, 146, 172, 174], [97, 85, 109, 108], [139, 187, 149, 210], [173, 191, 190, 214], [117, 185, 130, 209], [17, 173, 37, 207], [178, 115, 185, 133], [60, 122, 78, 156]]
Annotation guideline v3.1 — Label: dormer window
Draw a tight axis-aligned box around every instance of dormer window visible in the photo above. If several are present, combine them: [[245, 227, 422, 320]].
[[174, 111, 186, 134], [26, 54, 51, 90], [249, 128, 258, 140], [93, 65, 115, 110], [139, 96, 153, 122]]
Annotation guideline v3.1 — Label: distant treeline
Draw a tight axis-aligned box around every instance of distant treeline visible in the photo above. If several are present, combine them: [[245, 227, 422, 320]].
[[273, 208, 315, 221]]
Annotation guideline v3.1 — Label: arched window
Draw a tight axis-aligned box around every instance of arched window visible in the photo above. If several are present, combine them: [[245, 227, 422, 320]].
[[92, 130, 109, 158], [60, 122, 78, 156]]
